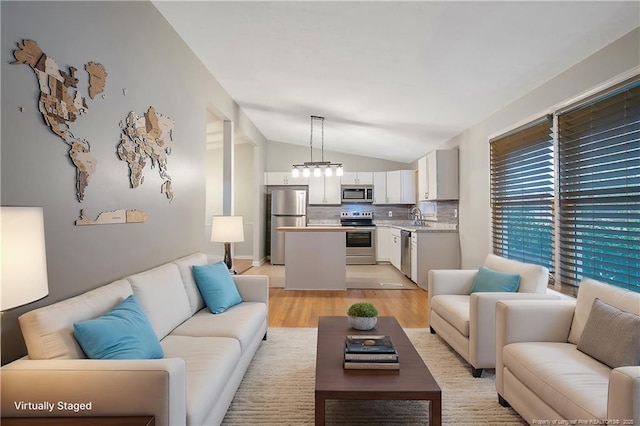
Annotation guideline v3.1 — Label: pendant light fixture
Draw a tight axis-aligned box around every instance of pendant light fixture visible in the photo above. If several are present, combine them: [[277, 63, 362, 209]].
[[291, 116, 343, 178]]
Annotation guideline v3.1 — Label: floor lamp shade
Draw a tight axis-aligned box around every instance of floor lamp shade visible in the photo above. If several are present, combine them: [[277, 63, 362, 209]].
[[211, 216, 244, 271], [1, 207, 49, 310]]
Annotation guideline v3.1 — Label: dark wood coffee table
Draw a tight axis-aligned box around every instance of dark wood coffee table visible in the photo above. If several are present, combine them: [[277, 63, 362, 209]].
[[315, 316, 441, 426]]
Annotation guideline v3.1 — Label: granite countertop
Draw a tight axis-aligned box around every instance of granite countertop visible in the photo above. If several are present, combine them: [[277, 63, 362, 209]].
[[389, 223, 458, 233], [306, 221, 458, 233]]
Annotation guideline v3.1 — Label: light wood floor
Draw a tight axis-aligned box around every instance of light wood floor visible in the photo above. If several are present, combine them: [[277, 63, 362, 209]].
[[239, 261, 429, 328]]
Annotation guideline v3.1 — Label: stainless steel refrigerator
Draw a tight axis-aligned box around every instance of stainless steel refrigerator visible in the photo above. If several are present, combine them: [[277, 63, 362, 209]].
[[270, 188, 307, 265]]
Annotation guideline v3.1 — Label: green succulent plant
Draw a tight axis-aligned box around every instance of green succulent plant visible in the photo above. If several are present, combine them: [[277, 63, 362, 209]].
[[347, 302, 378, 318]]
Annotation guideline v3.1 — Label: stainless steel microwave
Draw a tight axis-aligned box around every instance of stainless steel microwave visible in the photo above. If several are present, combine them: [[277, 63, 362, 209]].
[[341, 186, 374, 203]]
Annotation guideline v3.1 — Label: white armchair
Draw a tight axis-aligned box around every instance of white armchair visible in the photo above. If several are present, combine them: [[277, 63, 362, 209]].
[[428, 254, 565, 377], [495, 279, 640, 423]]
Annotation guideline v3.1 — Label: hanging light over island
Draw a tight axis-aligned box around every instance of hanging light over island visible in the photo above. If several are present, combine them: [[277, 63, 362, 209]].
[[291, 116, 343, 178]]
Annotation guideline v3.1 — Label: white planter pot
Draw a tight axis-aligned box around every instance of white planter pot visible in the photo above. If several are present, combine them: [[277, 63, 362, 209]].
[[348, 316, 377, 331]]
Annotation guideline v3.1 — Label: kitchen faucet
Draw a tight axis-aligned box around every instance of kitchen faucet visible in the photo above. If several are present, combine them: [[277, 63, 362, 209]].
[[410, 206, 423, 226]]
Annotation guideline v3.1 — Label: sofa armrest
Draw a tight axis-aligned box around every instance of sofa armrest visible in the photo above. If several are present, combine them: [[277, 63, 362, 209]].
[[608, 366, 640, 424], [234, 275, 269, 305], [496, 299, 576, 345], [1, 358, 186, 426], [428, 270, 477, 297], [469, 292, 561, 369], [495, 300, 576, 396]]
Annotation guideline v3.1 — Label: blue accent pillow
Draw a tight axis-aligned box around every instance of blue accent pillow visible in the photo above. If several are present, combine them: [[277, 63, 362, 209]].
[[470, 266, 521, 293], [73, 295, 164, 360], [192, 262, 243, 314]]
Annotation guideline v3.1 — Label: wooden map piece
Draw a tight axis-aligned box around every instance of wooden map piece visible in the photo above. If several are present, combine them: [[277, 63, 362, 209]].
[[11, 39, 44, 68], [75, 209, 148, 226], [85, 62, 108, 99]]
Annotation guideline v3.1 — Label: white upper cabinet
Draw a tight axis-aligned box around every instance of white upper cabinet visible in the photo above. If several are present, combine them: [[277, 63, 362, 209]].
[[308, 175, 341, 204], [418, 149, 458, 200], [341, 172, 373, 185], [373, 172, 388, 204], [265, 172, 309, 186], [386, 170, 416, 204]]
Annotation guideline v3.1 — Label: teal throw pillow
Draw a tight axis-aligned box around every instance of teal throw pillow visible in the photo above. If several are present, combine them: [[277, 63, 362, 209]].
[[73, 295, 164, 360], [470, 266, 521, 293], [192, 262, 243, 314]]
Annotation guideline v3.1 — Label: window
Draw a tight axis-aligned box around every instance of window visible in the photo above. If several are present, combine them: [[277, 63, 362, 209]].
[[490, 76, 640, 293], [490, 116, 554, 272], [557, 80, 640, 292]]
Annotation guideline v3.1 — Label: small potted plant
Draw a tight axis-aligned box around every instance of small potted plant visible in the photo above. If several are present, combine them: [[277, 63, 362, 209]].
[[347, 302, 378, 330]]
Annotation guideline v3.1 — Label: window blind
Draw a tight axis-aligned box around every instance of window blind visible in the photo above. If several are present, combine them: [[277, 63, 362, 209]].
[[490, 117, 554, 272], [558, 81, 640, 292]]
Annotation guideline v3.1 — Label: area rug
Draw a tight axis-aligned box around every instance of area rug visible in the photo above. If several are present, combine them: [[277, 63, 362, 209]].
[[222, 328, 526, 425]]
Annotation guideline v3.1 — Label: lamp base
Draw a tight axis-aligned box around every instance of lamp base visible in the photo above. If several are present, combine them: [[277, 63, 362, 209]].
[[223, 242, 233, 271]]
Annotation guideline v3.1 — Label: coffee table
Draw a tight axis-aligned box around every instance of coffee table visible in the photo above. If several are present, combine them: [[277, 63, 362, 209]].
[[315, 316, 441, 426]]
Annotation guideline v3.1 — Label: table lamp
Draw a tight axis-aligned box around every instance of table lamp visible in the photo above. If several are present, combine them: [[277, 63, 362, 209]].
[[211, 215, 244, 273], [1, 206, 49, 311]]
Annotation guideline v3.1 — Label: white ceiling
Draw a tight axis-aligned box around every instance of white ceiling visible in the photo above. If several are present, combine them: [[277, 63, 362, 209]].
[[153, 1, 640, 163]]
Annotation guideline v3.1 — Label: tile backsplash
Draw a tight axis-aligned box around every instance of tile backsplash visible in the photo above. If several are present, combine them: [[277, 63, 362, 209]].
[[265, 186, 458, 226], [307, 201, 458, 225]]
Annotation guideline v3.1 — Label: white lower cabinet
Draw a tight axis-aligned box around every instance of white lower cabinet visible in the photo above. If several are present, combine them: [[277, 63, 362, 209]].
[[390, 229, 401, 270], [410, 234, 418, 282], [412, 232, 460, 290], [376, 226, 391, 262]]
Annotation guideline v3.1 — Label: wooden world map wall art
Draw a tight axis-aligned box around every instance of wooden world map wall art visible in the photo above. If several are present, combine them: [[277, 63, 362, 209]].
[[11, 38, 156, 226]]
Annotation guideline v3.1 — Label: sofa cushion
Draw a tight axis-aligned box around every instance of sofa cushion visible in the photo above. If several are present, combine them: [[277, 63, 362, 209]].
[[192, 262, 243, 314], [470, 266, 520, 293], [568, 278, 640, 345], [430, 295, 470, 337], [503, 342, 610, 420], [73, 295, 164, 360], [18, 280, 133, 360], [161, 335, 241, 426], [484, 254, 548, 293], [577, 298, 640, 368], [174, 252, 208, 315], [127, 263, 192, 340], [171, 302, 267, 352]]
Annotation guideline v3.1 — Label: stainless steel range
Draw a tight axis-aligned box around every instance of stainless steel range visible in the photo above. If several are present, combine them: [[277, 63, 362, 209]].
[[340, 211, 376, 265]]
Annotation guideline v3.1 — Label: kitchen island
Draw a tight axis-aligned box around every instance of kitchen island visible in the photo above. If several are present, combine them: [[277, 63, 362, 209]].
[[277, 226, 354, 290]]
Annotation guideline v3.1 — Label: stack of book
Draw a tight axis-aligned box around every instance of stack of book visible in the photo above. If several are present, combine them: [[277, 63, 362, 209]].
[[343, 334, 399, 370]]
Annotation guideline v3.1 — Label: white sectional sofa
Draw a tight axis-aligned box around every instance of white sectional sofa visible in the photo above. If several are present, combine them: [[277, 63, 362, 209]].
[[496, 279, 640, 424], [0, 252, 269, 426]]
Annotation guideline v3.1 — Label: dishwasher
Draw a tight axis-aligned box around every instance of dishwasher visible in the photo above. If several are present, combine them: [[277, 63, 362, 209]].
[[400, 230, 411, 277]]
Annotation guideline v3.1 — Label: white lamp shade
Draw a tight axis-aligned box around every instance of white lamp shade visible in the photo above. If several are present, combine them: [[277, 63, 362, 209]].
[[1, 207, 49, 310], [210, 216, 244, 243]]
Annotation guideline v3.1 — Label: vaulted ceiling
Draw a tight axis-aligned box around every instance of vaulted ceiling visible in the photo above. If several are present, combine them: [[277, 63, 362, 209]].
[[154, 1, 639, 163]]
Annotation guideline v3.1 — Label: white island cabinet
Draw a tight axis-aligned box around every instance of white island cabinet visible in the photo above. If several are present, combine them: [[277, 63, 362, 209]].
[[278, 226, 353, 290]]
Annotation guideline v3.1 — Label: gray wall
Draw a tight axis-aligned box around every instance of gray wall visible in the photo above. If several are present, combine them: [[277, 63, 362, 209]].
[[1, 0, 267, 364], [440, 27, 640, 268]]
